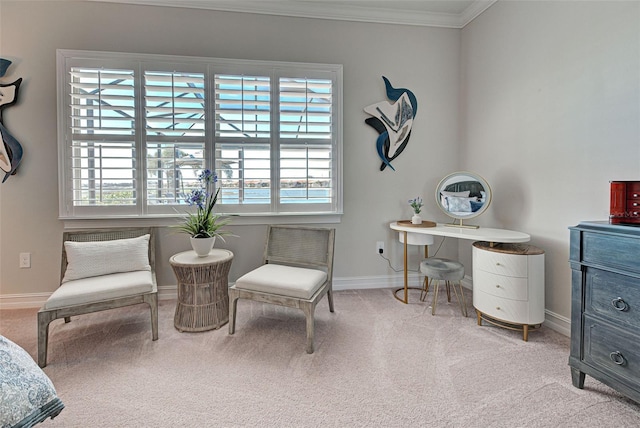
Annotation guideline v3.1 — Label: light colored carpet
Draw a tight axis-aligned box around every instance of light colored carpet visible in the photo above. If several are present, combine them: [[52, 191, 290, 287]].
[[2, 288, 640, 427]]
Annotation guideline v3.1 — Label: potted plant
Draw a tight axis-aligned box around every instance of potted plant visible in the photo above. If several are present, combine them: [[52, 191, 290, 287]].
[[175, 169, 233, 256], [409, 196, 423, 224]]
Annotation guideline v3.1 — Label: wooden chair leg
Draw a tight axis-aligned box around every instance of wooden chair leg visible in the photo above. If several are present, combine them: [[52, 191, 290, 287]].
[[144, 293, 159, 340], [327, 288, 335, 313], [37, 310, 55, 368], [228, 291, 239, 335], [302, 303, 315, 354], [64, 317, 71, 323]]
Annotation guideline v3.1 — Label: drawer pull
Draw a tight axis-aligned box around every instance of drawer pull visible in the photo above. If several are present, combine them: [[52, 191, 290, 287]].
[[609, 351, 626, 366], [496, 306, 501, 310], [635, 203, 639, 207], [611, 297, 629, 312], [495, 284, 501, 288], [635, 193, 640, 197]]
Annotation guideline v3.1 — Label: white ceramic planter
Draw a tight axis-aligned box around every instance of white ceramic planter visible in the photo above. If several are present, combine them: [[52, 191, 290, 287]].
[[190, 236, 216, 257]]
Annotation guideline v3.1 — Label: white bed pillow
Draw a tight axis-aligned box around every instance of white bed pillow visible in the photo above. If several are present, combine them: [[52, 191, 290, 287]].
[[62, 234, 151, 283], [445, 196, 476, 213]]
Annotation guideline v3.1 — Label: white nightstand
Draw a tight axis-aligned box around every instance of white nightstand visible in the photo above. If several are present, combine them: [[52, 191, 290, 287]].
[[472, 241, 544, 341]]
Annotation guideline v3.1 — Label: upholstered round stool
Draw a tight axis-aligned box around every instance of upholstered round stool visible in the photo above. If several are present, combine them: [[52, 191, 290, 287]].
[[420, 258, 467, 316]]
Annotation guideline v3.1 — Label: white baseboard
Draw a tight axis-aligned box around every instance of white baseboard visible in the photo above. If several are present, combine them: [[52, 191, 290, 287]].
[[542, 309, 571, 337], [0, 292, 52, 310], [0, 274, 572, 337]]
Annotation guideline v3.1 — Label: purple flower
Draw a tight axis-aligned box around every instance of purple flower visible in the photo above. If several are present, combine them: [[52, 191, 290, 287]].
[[185, 188, 207, 209], [409, 196, 423, 214], [199, 169, 217, 185], [176, 169, 232, 239]]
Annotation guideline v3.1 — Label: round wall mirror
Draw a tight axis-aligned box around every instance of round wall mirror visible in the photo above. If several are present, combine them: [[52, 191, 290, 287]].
[[435, 171, 492, 228]]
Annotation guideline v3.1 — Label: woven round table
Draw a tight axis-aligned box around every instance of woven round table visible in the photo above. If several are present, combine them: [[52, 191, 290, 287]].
[[170, 249, 234, 332]]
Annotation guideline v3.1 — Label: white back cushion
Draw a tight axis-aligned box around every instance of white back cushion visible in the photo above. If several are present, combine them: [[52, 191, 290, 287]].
[[62, 234, 150, 283]]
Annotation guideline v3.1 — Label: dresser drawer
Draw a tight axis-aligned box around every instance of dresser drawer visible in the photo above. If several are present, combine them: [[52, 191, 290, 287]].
[[473, 291, 543, 324], [473, 247, 527, 277], [583, 315, 640, 390], [585, 268, 640, 329], [582, 232, 640, 275], [473, 269, 528, 301]]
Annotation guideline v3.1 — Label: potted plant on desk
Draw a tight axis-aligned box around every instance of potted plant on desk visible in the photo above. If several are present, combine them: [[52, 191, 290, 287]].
[[409, 196, 423, 224], [175, 169, 233, 257]]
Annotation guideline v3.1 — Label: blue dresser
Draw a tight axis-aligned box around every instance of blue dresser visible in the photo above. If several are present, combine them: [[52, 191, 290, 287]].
[[569, 221, 640, 402]]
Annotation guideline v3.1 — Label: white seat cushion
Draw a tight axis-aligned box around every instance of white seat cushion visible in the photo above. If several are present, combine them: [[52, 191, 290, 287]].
[[234, 264, 327, 300], [44, 271, 155, 310]]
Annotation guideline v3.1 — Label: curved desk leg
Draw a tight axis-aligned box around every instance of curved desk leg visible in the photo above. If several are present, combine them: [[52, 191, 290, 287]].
[[395, 231, 432, 304], [393, 231, 410, 304]]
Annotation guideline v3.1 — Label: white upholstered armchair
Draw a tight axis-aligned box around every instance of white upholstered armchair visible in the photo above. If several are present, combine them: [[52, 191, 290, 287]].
[[37, 227, 158, 367], [228, 225, 336, 354]]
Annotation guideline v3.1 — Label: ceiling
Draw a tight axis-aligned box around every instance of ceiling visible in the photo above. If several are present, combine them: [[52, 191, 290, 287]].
[[90, 0, 498, 28]]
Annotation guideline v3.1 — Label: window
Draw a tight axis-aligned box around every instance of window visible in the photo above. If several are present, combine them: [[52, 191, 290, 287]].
[[57, 50, 342, 221]]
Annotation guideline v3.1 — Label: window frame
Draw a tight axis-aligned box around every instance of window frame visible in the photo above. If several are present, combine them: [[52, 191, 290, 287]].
[[57, 49, 343, 225]]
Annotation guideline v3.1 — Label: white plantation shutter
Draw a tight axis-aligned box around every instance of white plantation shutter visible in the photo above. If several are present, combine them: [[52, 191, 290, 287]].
[[214, 73, 272, 208], [145, 71, 205, 137], [215, 143, 271, 208], [279, 77, 332, 140], [146, 142, 205, 206], [69, 68, 135, 135], [58, 50, 342, 219], [215, 74, 270, 139], [68, 67, 137, 209], [277, 75, 334, 211], [144, 71, 206, 208], [280, 144, 332, 204]]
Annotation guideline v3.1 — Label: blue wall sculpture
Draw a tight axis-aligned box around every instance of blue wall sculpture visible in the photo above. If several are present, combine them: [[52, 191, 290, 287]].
[[364, 76, 418, 171], [0, 58, 23, 183]]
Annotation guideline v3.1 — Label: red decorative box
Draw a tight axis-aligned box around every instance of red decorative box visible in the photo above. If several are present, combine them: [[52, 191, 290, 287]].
[[610, 181, 640, 224]]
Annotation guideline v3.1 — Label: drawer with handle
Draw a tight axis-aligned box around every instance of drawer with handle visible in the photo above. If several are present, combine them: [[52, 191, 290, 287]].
[[583, 314, 640, 389], [472, 246, 527, 277], [473, 291, 535, 324], [473, 269, 528, 301], [585, 267, 640, 328]]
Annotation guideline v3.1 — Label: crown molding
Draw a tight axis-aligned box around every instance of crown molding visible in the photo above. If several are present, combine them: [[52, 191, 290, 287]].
[[459, 0, 498, 27], [88, 0, 497, 28]]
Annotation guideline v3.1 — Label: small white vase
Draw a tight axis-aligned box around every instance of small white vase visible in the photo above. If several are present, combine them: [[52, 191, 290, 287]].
[[190, 236, 216, 257], [411, 214, 422, 225]]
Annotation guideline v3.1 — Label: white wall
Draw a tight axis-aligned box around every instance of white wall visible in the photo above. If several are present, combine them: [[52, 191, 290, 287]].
[[0, 2, 460, 300], [461, 0, 640, 321]]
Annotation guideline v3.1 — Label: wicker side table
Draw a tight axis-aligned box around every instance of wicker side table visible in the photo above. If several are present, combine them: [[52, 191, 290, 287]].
[[170, 249, 234, 332]]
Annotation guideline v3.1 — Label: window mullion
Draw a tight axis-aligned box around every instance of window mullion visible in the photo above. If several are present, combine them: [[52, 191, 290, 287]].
[[136, 63, 147, 215], [271, 69, 280, 213], [206, 65, 215, 181]]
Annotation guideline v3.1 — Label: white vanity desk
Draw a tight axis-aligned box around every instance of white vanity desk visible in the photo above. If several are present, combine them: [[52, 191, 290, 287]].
[[389, 221, 530, 304]]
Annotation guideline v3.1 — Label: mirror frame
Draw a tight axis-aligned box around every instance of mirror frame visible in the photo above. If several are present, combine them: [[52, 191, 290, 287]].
[[435, 171, 492, 227]]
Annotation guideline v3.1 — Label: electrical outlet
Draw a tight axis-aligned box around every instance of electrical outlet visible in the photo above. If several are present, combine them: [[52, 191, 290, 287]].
[[376, 241, 384, 255], [19, 252, 31, 268]]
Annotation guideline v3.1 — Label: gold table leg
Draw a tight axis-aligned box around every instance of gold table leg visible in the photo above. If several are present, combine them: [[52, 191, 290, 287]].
[[394, 232, 431, 304]]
